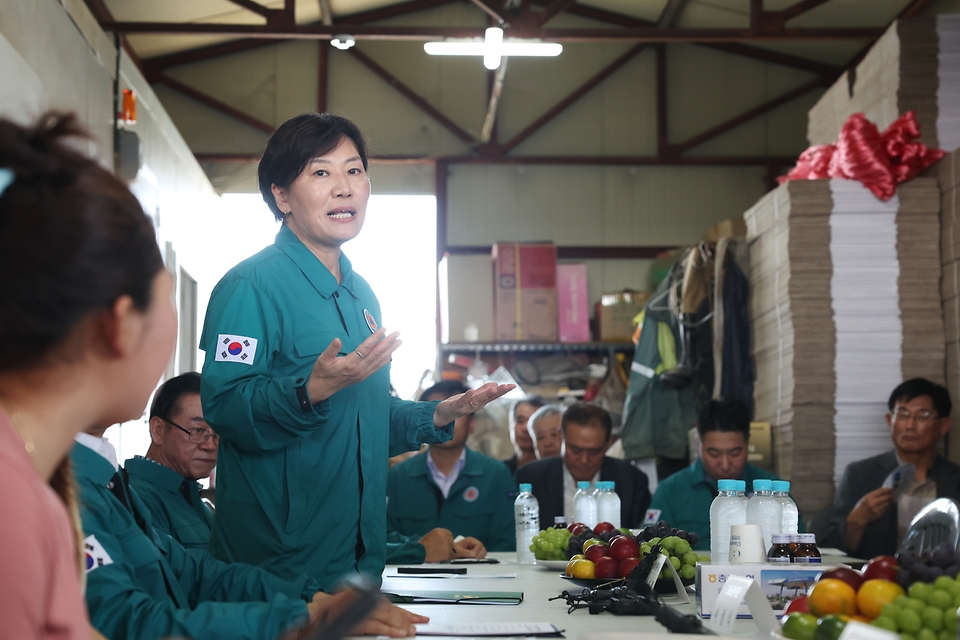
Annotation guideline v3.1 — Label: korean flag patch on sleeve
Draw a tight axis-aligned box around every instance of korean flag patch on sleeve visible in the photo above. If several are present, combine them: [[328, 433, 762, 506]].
[[215, 334, 258, 365], [83, 534, 113, 573]]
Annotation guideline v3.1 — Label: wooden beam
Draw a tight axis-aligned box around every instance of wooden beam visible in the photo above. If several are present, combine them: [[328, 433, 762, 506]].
[[102, 22, 885, 42], [481, 58, 508, 143], [777, 0, 833, 22], [339, 0, 459, 24], [142, 39, 275, 78], [224, 0, 272, 18], [470, 0, 506, 23], [656, 44, 669, 158], [501, 43, 647, 153], [703, 42, 839, 76], [317, 42, 328, 113], [672, 77, 824, 154], [899, 0, 937, 19], [154, 75, 275, 133], [347, 48, 478, 145], [657, 0, 689, 29], [539, 0, 578, 26], [446, 245, 679, 259]]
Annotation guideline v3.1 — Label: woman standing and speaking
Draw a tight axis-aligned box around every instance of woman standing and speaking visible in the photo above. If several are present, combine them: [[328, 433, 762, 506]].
[[201, 113, 511, 589]]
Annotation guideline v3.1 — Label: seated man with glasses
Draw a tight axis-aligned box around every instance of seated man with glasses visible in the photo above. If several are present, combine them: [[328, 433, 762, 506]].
[[125, 372, 218, 550], [515, 402, 651, 527], [818, 378, 960, 558]]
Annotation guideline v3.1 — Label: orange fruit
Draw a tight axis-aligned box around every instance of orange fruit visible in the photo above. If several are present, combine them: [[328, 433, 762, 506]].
[[856, 579, 905, 619], [809, 579, 859, 617], [569, 559, 595, 579]]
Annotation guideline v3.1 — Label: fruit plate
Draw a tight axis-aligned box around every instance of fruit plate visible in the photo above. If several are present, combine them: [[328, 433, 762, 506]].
[[537, 560, 570, 571], [559, 574, 626, 588]]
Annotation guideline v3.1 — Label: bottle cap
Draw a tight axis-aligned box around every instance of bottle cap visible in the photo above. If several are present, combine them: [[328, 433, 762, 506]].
[[717, 479, 738, 491], [735, 480, 747, 492], [577, 481, 591, 490], [799, 533, 816, 544], [519, 483, 532, 492], [772, 480, 790, 492], [771, 534, 791, 544], [753, 479, 773, 491]]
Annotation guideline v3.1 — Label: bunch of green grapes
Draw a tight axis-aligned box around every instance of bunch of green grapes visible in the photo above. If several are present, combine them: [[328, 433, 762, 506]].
[[871, 577, 960, 640], [639, 535, 710, 581], [530, 527, 572, 561]]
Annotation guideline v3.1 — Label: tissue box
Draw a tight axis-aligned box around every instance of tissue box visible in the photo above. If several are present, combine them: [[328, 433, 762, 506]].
[[696, 563, 830, 618]]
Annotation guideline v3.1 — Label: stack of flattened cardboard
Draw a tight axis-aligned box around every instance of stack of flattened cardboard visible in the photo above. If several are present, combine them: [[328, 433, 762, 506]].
[[808, 15, 960, 153], [937, 151, 960, 460], [745, 178, 943, 515]]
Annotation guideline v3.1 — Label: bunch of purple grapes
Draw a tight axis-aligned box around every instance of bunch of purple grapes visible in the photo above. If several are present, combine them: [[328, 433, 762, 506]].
[[635, 520, 700, 547], [895, 543, 960, 588]]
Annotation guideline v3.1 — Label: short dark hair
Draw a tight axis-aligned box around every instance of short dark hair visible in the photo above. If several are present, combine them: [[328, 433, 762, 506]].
[[888, 378, 952, 418], [512, 395, 546, 418], [258, 113, 369, 222], [421, 380, 469, 401], [562, 402, 612, 440], [0, 112, 163, 372], [150, 372, 202, 421], [697, 399, 751, 440]]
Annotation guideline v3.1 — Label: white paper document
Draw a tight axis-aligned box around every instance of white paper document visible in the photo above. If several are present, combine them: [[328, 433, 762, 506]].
[[415, 622, 562, 637]]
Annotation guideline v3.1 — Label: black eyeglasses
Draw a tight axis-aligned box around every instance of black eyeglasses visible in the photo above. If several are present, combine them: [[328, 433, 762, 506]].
[[165, 418, 219, 444]]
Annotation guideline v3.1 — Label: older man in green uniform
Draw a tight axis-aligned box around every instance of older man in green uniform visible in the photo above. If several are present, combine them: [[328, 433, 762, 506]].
[[126, 372, 216, 550], [387, 381, 516, 552], [649, 399, 796, 550]]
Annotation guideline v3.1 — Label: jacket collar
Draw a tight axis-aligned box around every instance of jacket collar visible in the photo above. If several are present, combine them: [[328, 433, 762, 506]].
[[274, 224, 357, 299], [408, 447, 485, 477], [71, 441, 116, 488], [125, 456, 186, 493]]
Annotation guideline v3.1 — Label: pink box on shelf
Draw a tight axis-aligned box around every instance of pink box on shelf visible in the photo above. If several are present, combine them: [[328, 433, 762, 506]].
[[557, 263, 590, 343]]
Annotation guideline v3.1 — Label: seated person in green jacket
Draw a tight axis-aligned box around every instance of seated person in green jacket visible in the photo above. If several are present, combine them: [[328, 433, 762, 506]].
[[75, 426, 425, 640], [387, 381, 517, 552], [385, 527, 488, 564], [650, 399, 797, 550], [125, 372, 216, 551]]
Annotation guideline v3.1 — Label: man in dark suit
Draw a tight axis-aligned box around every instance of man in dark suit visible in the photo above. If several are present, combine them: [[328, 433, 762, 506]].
[[818, 378, 960, 558], [514, 402, 651, 528]]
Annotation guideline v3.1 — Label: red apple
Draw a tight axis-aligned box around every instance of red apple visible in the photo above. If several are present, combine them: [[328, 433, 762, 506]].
[[783, 595, 810, 615], [610, 535, 641, 561], [594, 556, 620, 579], [585, 543, 611, 563], [862, 556, 900, 582], [594, 521, 616, 536], [569, 523, 589, 537], [568, 522, 587, 533], [619, 557, 642, 578], [819, 567, 864, 592]]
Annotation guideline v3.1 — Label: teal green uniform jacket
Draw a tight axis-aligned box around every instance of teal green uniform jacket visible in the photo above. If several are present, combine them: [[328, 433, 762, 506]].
[[386, 449, 517, 552], [73, 443, 317, 640], [200, 225, 453, 589], [125, 456, 213, 551], [385, 531, 427, 565], [648, 459, 801, 551]]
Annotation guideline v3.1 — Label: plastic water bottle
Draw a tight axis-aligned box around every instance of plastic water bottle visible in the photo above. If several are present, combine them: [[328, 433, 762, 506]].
[[514, 483, 540, 565], [573, 481, 598, 528], [772, 480, 799, 535], [709, 479, 746, 563], [596, 481, 621, 529], [746, 479, 782, 552]]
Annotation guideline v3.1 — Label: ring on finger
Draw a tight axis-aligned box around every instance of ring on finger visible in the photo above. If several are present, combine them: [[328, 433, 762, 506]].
[[355, 349, 365, 359]]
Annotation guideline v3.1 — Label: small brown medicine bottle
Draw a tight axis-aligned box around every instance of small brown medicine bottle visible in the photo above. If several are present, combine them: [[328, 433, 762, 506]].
[[768, 534, 793, 563], [792, 533, 821, 563]]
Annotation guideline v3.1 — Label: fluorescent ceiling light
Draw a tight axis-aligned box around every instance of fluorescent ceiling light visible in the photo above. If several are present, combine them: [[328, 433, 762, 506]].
[[424, 27, 562, 70], [331, 34, 355, 50]]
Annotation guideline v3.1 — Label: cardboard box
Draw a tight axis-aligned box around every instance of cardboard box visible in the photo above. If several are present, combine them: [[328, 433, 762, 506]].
[[439, 254, 494, 343], [748, 422, 773, 471], [492, 242, 558, 342], [557, 263, 590, 343], [696, 563, 832, 618], [703, 218, 747, 243], [597, 290, 650, 342]]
